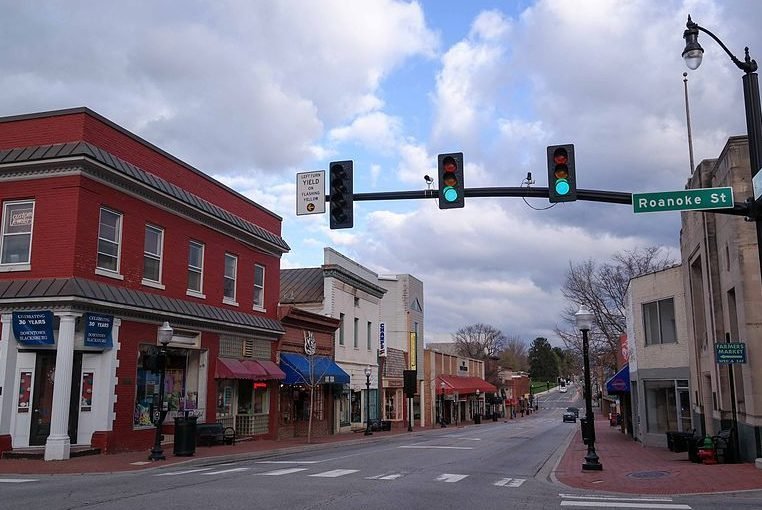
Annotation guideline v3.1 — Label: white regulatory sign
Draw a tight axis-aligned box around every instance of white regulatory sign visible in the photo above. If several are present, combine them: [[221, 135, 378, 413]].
[[296, 171, 326, 215]]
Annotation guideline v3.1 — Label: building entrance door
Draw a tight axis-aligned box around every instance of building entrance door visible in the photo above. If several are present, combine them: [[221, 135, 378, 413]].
[[29, 351, 82, 446]]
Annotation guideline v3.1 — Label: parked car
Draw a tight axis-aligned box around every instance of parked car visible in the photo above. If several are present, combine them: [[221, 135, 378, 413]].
[[563, 410, 577, 422], [566, 406, 580, 418]]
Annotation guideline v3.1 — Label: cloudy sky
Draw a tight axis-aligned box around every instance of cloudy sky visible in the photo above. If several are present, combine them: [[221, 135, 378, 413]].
[[3, 0, 759, 345]]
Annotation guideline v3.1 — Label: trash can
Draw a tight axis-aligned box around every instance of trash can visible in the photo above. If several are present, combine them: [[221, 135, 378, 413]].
[[474, 413, 481, 424], [173, 415, 197, 456]]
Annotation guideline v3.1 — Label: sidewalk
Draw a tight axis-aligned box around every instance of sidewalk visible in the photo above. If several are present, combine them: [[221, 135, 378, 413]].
[[554, 415, 762, 495], [3, 416, 762, 497]]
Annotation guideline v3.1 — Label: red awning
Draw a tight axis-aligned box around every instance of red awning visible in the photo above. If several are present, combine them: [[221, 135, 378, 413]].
[[215, 358, 284, 381], [256, 359, 286, 380], [436, 375, 497, 396]]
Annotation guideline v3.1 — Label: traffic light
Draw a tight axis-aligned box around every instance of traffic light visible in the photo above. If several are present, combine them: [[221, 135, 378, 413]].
[[438, 152, 464, 209], [329, 160, 353, 229], [547, 144, 577, 203]]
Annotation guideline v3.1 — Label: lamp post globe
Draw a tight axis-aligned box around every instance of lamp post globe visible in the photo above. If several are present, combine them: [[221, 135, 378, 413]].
[[364, 366, 373, 436], [575, 305, 602, 471]]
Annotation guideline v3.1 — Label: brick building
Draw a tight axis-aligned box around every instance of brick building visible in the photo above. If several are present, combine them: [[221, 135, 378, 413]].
[[0, 108, 289, 459]]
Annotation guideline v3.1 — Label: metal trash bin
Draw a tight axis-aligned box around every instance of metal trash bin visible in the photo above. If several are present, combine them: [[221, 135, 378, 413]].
[[474, 414, 481, 424], [173, 415, 197, 456]]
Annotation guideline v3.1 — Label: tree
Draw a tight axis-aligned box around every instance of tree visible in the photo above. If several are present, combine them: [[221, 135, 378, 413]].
[[557, 246, 676, 372], [499, 335, 529, 371], [452, 323, 506, 358], [452, 323, 507, 386], [528, 337, 559, 381]]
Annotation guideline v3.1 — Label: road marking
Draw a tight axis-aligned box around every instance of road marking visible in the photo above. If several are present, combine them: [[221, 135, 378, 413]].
[[560, 501, 690, 509], [494, 477, 525, 487], [443, 435, 481, 441], [399, 446, 474, 450], [366, 473, 404, 480], [309, 469, 359, 478], [560, 494, 674, 502], [201, 467, 250, 475], [156, 468, 213, 476], [256, 460, 321, 464], [0, 478, 37, 483], [435, 473, 469, 483], [258, 467, 308, 476]]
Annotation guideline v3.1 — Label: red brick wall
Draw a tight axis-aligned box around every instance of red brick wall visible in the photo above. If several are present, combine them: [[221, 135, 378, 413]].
[[0, 110, 282, 235], [1, 173, 282, 312]]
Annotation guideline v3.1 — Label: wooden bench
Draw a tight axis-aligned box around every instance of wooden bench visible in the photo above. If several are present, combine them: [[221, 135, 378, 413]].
[[196, 423, 236, 446]]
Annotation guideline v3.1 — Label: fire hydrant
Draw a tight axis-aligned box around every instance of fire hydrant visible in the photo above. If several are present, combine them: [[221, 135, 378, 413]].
[[697, 436, 717, 464]]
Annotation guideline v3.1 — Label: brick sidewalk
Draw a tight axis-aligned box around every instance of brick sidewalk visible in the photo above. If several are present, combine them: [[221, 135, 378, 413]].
[[554, 416, 762, 495]]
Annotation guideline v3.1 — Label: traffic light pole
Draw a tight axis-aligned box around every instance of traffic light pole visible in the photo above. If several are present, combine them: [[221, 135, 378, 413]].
[[329, 187, 750, 216]]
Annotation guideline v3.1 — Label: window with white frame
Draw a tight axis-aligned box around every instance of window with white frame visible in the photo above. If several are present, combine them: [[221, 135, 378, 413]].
[[253, 264, 265, 309], [143, 225, 164, 283], [366, 321, 372, 350], [97, 208, 122, 273], [338, 313, 345, 346], [643, 298, 677, 345], [187, 241, 204, 294], [353, 318, 359, 348], [223, 253, 237, 303], [1, 200, 34, 266]]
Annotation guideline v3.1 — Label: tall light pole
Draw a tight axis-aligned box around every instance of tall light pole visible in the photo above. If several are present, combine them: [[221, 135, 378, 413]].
[[576, 306, 602, 471], [683, 15, 762, 289], [149, 321, 173, 461], [440, 381, 447, 428], [364, 365, 373, 436], [682, 13, 757, 464]]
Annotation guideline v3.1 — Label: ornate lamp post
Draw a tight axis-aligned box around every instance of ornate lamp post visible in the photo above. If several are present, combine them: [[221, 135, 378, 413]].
[[576, 306, 602, 471], [364, 365, 373, 436], [440, 381, 447, 428], [148, 321, 173, 461]]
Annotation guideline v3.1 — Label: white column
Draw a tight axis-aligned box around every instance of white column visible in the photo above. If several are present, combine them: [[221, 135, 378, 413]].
[[0, 314, 16, 435], [45, 312, 79, 461]]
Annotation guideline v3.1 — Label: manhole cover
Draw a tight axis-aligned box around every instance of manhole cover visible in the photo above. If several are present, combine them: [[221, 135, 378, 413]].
[[627, 470, 671, 479]]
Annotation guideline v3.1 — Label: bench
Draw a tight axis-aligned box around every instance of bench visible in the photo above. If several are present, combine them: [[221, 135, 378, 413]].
[[196, 423, 236, 446]]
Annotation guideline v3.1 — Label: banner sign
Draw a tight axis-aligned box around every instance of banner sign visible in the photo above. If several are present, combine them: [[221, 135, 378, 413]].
[[378, 323, 386, 357], [84, 313, 113, 349], [12, 311, 54, 345]]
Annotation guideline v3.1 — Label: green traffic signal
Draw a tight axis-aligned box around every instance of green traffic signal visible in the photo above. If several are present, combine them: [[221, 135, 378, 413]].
[[547, 144, 577, 203], [438, 153, 464, 209]]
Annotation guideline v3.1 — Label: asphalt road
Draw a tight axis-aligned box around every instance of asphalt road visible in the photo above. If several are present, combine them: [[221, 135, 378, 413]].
[[2, 386, 760, 510]]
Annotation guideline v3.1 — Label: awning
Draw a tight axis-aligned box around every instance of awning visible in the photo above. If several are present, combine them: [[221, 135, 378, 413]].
[[606, 364, 630, 394], [279, 352, 350, 385], [215, 358, 285, 381], [436, 375, 497, 396]]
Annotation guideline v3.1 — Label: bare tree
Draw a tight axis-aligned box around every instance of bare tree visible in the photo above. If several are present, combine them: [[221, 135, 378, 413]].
[[557, 246, 676, 372], [452, 323, 507, 359], [500, 335, 529, 371]]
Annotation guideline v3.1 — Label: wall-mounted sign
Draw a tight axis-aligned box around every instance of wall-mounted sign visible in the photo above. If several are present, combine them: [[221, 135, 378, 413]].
[[84, 313, 113, 349], [303, 330, 316, 356], [715, 342, 746, 364], [409, 331, 417, 369], [12, 311, 54, 345], [379, 323, 386, 358]]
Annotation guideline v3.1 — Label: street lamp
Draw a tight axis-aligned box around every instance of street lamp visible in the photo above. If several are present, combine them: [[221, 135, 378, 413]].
[[440, 381, 447, 428], [475, 388, 480, 424], [683, 16, 762, 285], [682, 15, 756, 464], [364, 365, 373, 436], [149, 321, 173, 461], [576, 305, 602, 471]]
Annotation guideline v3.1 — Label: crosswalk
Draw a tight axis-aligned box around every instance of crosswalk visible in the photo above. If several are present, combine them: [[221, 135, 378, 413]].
[[558, 493, 692, 509], [0, 478, 37, 484], [155, 465, 526, 488]]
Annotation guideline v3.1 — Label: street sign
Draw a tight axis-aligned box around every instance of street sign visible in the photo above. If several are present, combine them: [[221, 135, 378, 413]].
[[754, 170, 762, 200], [296, 171, 325, 215], [632, 187, 733, 214], [715, 342, 747, 364]]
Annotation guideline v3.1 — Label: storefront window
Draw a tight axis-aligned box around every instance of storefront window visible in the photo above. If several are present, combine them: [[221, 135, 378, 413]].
[[134, 345, 200, 428], [351, 390, 362, 423], [645, 380, 678, 433], [217, 381, 234, 417]]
